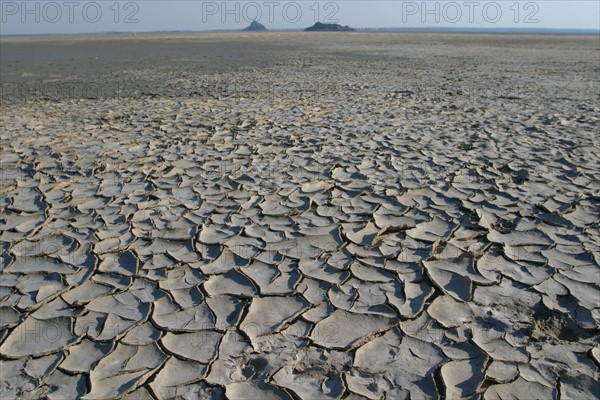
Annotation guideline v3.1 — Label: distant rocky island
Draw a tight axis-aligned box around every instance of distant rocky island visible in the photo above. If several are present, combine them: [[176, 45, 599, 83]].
[[243, 21, 267, 31], [305, 22, 354, 32]]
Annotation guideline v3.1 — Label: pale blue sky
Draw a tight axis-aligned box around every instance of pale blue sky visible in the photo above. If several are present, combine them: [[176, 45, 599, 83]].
[[1, 1, 599, 35]]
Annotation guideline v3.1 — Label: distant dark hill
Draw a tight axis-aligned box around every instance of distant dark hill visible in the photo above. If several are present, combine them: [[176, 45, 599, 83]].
[[305, 22, 354, 32], [243, 21, 268, 31]]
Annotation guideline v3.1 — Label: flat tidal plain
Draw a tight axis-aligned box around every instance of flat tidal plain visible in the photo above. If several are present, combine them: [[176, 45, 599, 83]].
[[1, 32, 599, 399]]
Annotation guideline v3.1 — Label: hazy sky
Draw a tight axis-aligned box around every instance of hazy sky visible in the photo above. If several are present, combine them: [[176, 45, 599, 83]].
[[1, 1, 599, 35]]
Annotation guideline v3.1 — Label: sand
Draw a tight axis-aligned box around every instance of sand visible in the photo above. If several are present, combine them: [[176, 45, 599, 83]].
[[1, 32, 599, 399]]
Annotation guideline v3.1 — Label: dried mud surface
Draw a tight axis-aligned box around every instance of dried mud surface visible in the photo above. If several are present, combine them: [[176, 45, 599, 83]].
[[1, 33, 599, 399]]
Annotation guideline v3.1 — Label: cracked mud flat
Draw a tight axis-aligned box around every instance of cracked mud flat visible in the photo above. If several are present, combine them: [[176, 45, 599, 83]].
[[1, 33, 599, 399]]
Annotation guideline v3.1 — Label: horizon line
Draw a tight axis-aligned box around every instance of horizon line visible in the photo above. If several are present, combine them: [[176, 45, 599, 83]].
[[2, 26, 599, 38]]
